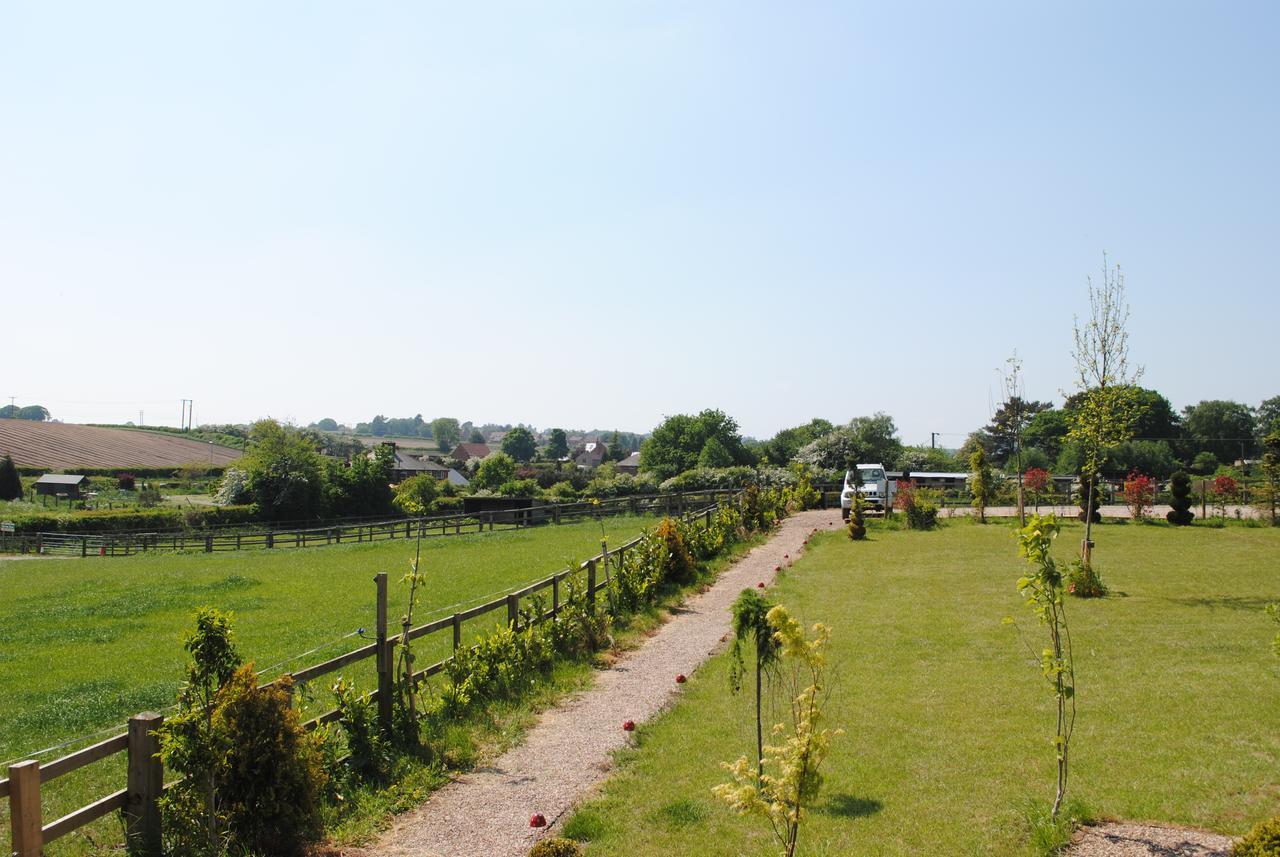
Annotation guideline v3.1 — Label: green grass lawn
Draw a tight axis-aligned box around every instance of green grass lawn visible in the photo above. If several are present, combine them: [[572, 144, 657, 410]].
[[567, 519, 1280, 856], [0, 515, 655, 853]]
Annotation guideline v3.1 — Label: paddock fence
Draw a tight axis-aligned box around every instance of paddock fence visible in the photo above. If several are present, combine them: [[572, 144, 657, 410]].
[[0, 489, 739, 558], [0, 494, 737, 857]]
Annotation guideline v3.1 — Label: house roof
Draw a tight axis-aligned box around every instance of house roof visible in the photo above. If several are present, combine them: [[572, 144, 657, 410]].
[[35, 474, 88, 485], [451, 442, 493, 460], [446, 468, 470, 487], [618, 451, 641, 467]]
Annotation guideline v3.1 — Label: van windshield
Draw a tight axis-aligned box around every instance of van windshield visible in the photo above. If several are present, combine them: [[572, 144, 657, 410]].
[[848, 469, 884, 482]]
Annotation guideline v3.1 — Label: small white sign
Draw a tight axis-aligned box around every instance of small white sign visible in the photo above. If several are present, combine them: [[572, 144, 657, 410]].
[[0, 522, 14, 533]]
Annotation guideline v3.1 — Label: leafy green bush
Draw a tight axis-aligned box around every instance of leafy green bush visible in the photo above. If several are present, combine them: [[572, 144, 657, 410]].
[[529, 836, 583, 857], [1066, 559, 1108, 598], [0, 454, 22, 501], [214, 668, 327, 856], [332, 677, 391, 783], [659, 466, 757, 493], [893, 481, 939, 530], [1234, 815, 1280, 856], [654, 517, 697, 585], [158, 610, 326, 857], [6, 504, 258, 535]]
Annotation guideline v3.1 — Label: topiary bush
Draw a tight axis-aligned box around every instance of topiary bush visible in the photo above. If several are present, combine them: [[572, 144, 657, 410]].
[[529, 837, 583, 857], [1234, 815, 1280, 856], [1166, 470, 1195, 525], [1076, 479, 1102, 523], [846, 500, 866, 540]]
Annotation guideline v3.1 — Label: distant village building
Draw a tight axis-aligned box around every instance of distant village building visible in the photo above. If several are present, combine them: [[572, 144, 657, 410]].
[[449, 442, 493, 463], [616, 451, 641, 475], [573, 442, 609, 469], [34, 473, 88, 500]]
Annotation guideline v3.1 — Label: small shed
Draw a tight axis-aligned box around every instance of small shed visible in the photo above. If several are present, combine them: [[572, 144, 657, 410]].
[[35, 474, 89, 500]]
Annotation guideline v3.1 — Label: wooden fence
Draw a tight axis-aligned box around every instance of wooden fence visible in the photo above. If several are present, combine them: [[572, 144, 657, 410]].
[[1, 497, 732, 856], [0, 490, 738, 558]]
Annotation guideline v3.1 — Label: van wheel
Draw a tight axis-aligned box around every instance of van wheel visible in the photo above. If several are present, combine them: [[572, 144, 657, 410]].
[[841, 508, 850, 521]]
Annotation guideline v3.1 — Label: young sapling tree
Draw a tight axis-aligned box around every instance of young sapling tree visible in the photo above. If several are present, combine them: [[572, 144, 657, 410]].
[[1008, 515, 1076, 819], [969, 447, 995, 523], [715, 605, 841, 857]]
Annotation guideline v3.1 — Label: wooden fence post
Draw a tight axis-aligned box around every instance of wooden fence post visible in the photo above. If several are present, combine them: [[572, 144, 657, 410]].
[[587, 560, 597, 606], [507, 594, 519, 630], [205, 534, 213, 553], [452, 613, 462, 649], [375, 572, 393, 737], [552, 575, 559, 616], [266, 531, 274, 549], [126, 712, 164, 855], [8, 759, 41, 857]]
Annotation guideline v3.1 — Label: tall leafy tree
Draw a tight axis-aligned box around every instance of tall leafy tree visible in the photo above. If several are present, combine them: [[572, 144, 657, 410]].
[[1181, 400, 1257, 466], [500, 426, 537, 463], [430, 417, 461, 452], [0, 404, 50, 421], [640, 409, 751, 481], [1257, 396, 1280, 439], [0, 454, 23, 500], [546, 428, 569, 460], [759, 418, 836, 466], [239, 420, 326, 521], [1067, 255, 1145, 566], [1023, 409, 1071, 462]]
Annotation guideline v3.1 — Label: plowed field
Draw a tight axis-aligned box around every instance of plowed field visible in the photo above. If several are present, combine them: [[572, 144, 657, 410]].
[[0, 420, 242, 470]]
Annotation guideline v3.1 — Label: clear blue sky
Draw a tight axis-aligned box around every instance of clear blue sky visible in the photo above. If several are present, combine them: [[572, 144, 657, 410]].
[[3, 2, 1276, 444]]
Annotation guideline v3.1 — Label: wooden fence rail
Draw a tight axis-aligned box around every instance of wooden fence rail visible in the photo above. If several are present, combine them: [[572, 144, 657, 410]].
[[2, 496, 732, 855], [0, 490, 737, 557]]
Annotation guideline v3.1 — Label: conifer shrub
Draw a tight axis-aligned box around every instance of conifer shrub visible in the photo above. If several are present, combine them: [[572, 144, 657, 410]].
[[529, 837, 583, 857], [0, 454, 21, 501], [846, 499, 866, 540], [1166, 470, 1195, 525], [654, 517, 697, 585], [1234, 815, 1280, 856]]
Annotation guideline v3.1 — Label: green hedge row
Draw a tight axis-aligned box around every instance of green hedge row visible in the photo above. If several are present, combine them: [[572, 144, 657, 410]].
[[4, 505, 258, 535]]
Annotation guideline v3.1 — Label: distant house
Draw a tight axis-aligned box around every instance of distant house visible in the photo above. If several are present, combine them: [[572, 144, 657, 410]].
[[449, 442, 493, 463], [35, 473, 88, 500], [616, 451, 641, 475], [573, 442, 609, 469], [445, 468, 470, 488], [377, 444, 443, 483]]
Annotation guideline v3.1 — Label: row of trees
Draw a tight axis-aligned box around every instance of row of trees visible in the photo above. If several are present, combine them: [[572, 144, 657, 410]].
[[0, 404, 51, 421]]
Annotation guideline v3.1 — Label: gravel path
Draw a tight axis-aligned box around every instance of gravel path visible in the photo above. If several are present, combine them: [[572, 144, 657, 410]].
[[354, 508, 840, 857], [1068, 822, 1234, 856]]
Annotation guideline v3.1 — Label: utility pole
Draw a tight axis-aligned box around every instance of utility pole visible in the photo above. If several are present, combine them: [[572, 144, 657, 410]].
[[179, 399, 193, 431], [139, 410, 144, 426], [931, 432, 939, 449]]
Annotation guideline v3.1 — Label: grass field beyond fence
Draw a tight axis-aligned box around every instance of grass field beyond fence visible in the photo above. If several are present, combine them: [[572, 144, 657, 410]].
[[567, 518, 1280, 856], [0, 514, 657, 854]]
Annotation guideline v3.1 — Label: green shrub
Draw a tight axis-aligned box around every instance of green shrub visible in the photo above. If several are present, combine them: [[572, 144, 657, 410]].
[[1234, 815, 1280, 856], [894, 481, 939, 530], [1066, 559, 1108, 598], [654, 517, 697, 585], [529, 837, 583, 857], [214, 668, 326, 856], [0, 454, 21, 501], [332, 677, 391, 783], [847, 501, 866, 540]]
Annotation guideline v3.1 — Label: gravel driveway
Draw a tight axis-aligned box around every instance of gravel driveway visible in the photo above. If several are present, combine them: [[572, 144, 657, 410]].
[[352, 508, 840, 857]]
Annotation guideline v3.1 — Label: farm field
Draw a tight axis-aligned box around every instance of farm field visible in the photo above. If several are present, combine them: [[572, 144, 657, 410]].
[[567, 519, 1280, 856], [0, 514, 656, 853], [0, 419, 242, 471]]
